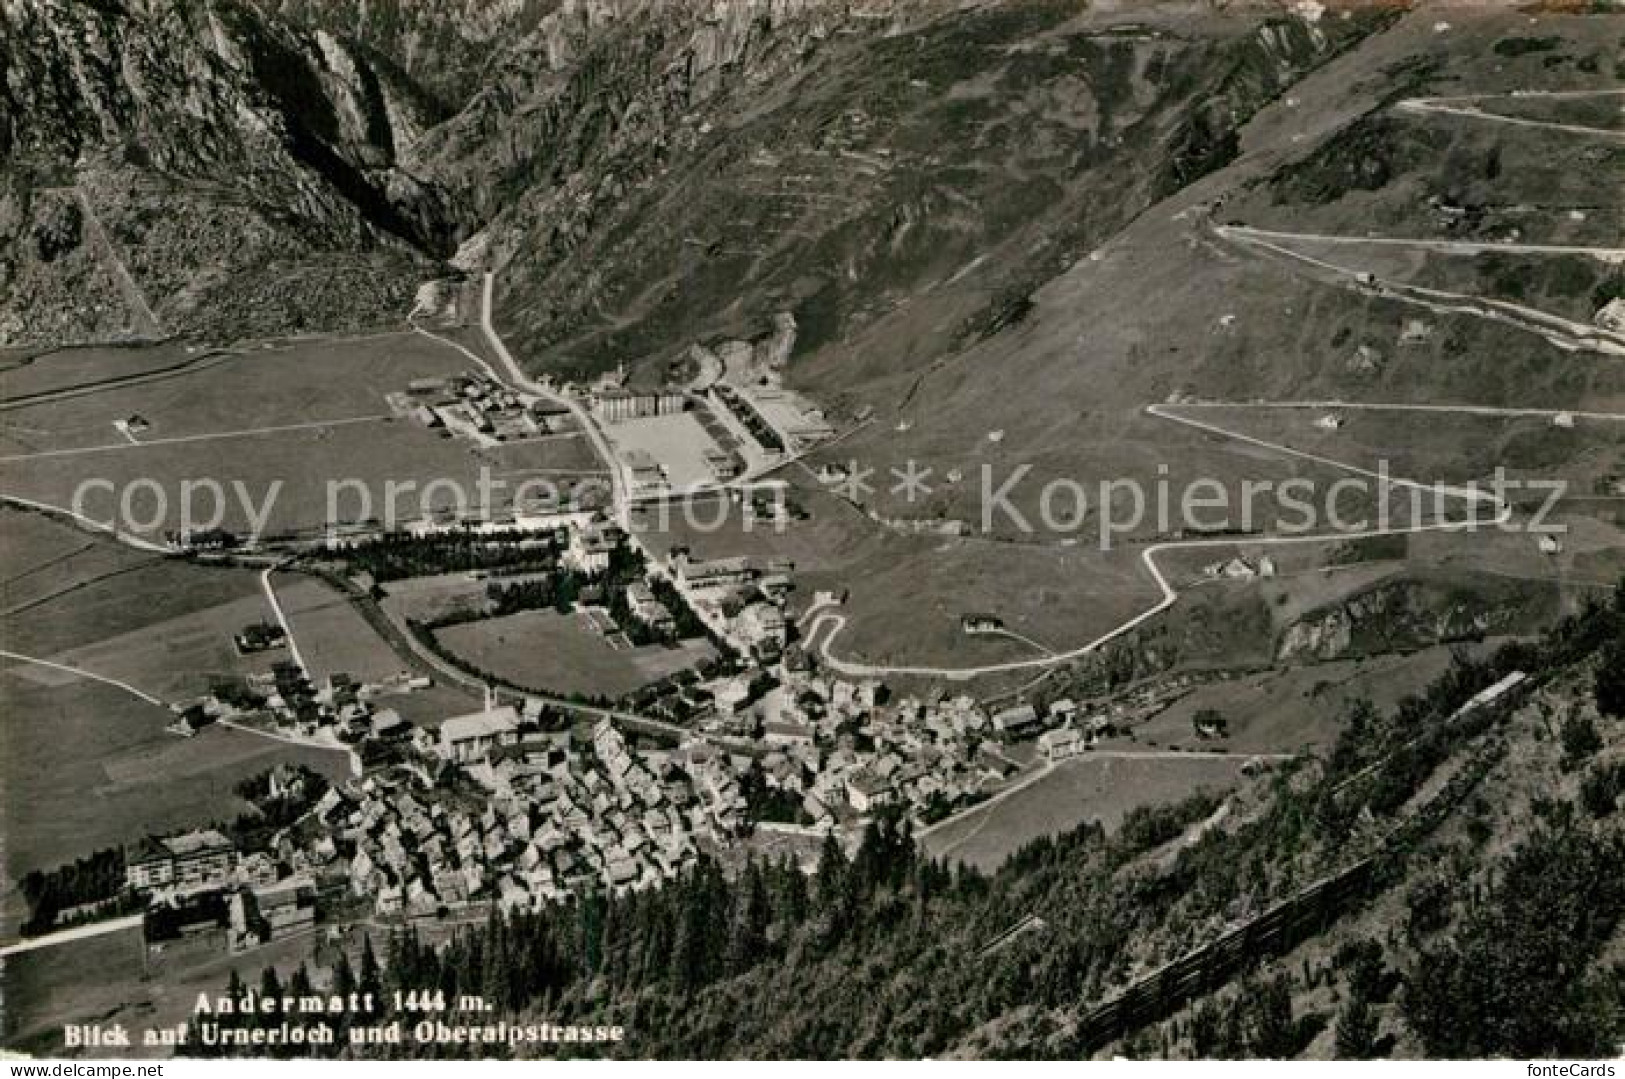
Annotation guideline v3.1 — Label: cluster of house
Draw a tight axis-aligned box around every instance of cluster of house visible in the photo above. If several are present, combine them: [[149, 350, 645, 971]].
[[756, 685, 1013, 822], [176, 642, 431, 749], [695, 672, 1118, 823], [662, 548, 791, 657], [168, 660, 321, 738], [136, 613, 1166, 951], [565, 518, 624, 574], [397, 371, 571, 447], [288, 709, 745, 913], [626, 581, 676, 635], [345, 679, 1115, 898]]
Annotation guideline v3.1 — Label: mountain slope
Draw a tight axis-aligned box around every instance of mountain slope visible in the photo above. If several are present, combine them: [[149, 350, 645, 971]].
[[0, 0, 466, 344], [448, 1, 1392, 380]]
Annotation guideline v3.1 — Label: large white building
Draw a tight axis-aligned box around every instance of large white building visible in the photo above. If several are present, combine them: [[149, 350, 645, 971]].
[[593, 388, 687, 423], [437, 705, 523, 763], [126, 829, 237, 892]]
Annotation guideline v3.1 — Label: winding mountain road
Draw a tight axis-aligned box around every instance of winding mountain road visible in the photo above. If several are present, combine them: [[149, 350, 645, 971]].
[[803, 407, 1512, 682], [1214, 226, 1625, 357], [802, 86, 1623, 681], [1396, 88, 1625, 142]]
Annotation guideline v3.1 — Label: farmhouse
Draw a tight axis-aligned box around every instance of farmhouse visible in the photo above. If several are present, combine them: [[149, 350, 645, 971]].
[[1036, 727, 1087, 761], [1596, 297, 1625, 334], [961, 613, 1004, 635], [437, 705, 523, 763], [845, 773, 895, 813], [167, 706, 216, 738], [370, 708, 409, 740], [626, 582, 675, 633], [1399, 318, 1433, 345], [991, 704, 1043, 738], [567, 521, 623, 574], [233, 622, 286, 654], [126, 829, 237, 892]]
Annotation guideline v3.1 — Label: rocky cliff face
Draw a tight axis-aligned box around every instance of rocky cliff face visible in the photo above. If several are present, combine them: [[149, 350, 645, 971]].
[[0, 0, 1383, 351], [264, 0, 565, 112], [446, 2, 1380, 380], [0, 0, 465, 343], [1276, 574, 1564, 662]]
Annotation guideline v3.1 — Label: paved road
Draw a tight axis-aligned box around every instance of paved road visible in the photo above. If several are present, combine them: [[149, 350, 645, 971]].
[[1397, 89, 1625, 142], [1215, 226, 1625, 357], [1218, 223, 1625, 262], [0, 648, 165, 706], [477, 273, 631, 525], [259, 562, 311, 676], [0, 913, 144, 958], [798, 80, 1625, 681], [1167, 399, 1625, 424], [0, 494, 173, 554], [804, 399, 1511, 681]]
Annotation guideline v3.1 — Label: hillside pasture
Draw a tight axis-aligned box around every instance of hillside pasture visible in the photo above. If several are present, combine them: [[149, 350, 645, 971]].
[[271, 575, 411, 687], [0, 330, 602, 543], [1, 511, 265, 658], [921, 754, 1255, 872], [1124, 642, 1499, 757], [0, 341, 221, 403], [0, 331, 465, 455], [0, 662, 349, 884], [433, 609, 718, 699], [43, 589, 283, 701]]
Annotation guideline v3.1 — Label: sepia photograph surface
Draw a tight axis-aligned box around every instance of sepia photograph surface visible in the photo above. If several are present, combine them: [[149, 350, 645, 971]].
[[1, 0, 1623, 1067]]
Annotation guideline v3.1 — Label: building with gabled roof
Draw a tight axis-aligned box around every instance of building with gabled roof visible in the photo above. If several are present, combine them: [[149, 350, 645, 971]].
[[437, 705, 522, 763]]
